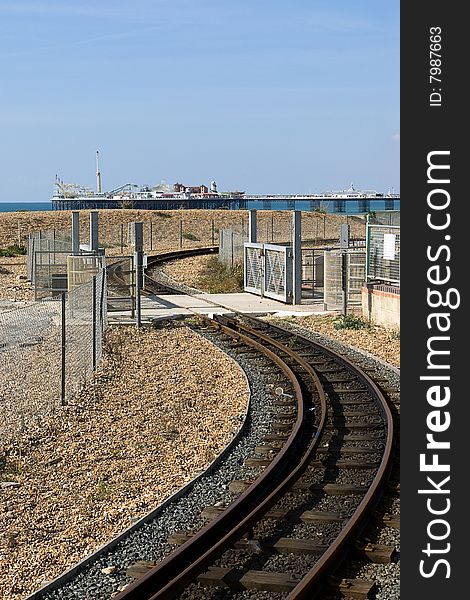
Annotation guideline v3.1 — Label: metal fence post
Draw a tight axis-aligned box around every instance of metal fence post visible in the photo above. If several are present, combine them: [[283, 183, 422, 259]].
[[365, 213, 371, 282], [132, 222, 143, 328], [341, 252, 348, 316], [61, 291, 66, 406], [150, 221, 153, 252], [92, 275, 97, 371], [231, 230, 234, 270], [292, 211, 302, 304], [248, 210, 257, 243], [72, 211, 80, 255]]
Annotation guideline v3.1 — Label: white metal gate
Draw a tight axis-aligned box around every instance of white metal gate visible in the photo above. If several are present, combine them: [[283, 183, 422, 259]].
[[244, 243, 293, 303]]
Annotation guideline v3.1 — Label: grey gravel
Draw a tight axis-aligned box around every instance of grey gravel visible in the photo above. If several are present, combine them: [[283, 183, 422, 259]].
[[36, 326, 287, 600]]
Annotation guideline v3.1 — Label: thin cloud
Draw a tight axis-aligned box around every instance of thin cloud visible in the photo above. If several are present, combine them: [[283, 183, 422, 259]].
[[391, 133, 400, 141]]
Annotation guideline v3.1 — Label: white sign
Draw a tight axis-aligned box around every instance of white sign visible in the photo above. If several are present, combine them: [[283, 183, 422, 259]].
[[383, 234, 396, 260]]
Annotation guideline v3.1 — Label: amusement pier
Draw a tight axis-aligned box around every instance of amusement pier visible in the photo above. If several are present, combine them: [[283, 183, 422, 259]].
[[52, 152, 399, 213]]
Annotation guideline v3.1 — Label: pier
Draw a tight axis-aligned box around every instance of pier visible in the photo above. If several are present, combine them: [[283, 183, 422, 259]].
[[52, 193, 400, 213]]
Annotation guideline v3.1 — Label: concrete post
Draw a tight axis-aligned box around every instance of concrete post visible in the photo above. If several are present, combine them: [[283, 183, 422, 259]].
[[292, 211, 302, 305], [71, 211, 80, 255], [89, 211, 99, 252], [248, 210, 257, 243]]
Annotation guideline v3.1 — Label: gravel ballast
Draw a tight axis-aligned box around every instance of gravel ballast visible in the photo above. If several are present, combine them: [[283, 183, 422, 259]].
[[0, 324, 249, 600], [32, 324, 282, 600]]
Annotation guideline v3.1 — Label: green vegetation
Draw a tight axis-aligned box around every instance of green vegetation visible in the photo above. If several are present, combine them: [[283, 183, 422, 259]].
[[0, 244, 27, 257], [196, 256, 244, 293], [333, 314, 369, 330], [182, 231, 200, 241], [389, 328, 400, 341], [154, 211, 172, 218], [93, 476, 112, 500]]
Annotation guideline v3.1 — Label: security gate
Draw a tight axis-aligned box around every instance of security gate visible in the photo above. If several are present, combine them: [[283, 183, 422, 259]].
[[244, 243, 293, 303]]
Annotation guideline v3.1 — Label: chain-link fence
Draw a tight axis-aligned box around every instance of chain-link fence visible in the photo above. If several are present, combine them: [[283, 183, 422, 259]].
[[65, 268, 107, 400], [324, 249, 366, 310], [27, 230, 72, 299], [366, 224, 400, 286], [1, 299, 61, 444], [219, 229, 248, 268], [0, 269, 107, 445]]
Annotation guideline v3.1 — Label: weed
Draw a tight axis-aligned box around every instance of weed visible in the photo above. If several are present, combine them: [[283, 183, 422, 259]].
[[285, 335, 298, 348], [182, 232, 199, 241], [333, 314, 368, 330], [0, 245, 27, 257], [196, 257, 244, 293], [94, 477, 111, 500], [154, 211, 172, 218], [389, 329, 400, 341]]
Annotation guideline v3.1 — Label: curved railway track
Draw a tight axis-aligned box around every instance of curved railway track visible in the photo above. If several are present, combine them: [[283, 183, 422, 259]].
[[107, 252, 397, 600]]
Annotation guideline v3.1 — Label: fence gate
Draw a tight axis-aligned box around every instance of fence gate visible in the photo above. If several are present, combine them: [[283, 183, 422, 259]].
[[244, 243, 293, 303]]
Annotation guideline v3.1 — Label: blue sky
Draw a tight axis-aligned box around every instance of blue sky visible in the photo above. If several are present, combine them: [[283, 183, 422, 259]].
[[0, 0, 399, 201]]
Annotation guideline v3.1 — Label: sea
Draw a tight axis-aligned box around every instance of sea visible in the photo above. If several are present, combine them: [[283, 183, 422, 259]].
[[0, 202, 52, 212], [1, 200, 399, 214]]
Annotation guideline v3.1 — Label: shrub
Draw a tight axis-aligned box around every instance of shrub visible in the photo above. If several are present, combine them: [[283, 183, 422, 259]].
[[333, 314, 368, 330], [182, 232, 199, 241], [197, 256, 244, 293], [0, 245, 27, 257]]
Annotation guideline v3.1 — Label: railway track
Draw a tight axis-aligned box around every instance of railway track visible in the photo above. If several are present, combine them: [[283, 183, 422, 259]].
[[111, 260, 396, 600], [32, 247, 398, 600]]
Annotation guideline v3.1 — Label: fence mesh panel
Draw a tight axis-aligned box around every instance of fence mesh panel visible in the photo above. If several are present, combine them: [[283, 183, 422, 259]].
[[367, 224, 400, 285], [218, 229, 248, 267], [244, 246, 264, 293], [0, 269, 108, 445], [324, 249, 366, 309], [265, 248, 287, 297], [0, 300, 61, 444]]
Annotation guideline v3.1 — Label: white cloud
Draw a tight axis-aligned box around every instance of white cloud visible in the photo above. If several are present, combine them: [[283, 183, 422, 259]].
[[391, 133, 400, 141]]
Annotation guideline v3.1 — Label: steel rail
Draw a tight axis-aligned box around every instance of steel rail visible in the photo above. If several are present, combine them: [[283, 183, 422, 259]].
[[117, 249, 394, 599], [114, 319, 327, 600], [237, 317, 395, 599]]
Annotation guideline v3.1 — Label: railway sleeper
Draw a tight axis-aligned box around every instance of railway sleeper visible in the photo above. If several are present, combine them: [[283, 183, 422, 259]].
[[229, 480, 369, 495], [245, 456, 379, 469], [326, 576, 377, 599], [331, 409, 380, 417], [374, 512, 400, 529], [197, 567, 376, 598], [167, 533, 395, 564], [197, 566, 302, 592], [326, 420, 383, 430], [200, 505, 397, 531]]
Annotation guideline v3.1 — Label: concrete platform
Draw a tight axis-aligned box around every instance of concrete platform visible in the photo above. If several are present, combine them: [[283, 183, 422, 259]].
[[107, 292, 335, 325]]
